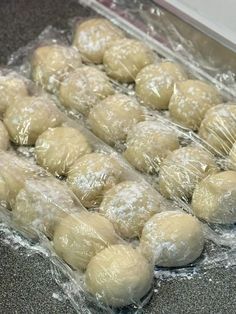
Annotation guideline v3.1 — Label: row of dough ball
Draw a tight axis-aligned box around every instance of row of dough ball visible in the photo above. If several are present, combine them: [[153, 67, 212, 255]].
[[157, 145, 236, 224], [29, 16, 226, 141], [85, 211, 203, 306], [30, 19, 224, 137], [72, 18, 223, 133], [53, 210, 204, 307]]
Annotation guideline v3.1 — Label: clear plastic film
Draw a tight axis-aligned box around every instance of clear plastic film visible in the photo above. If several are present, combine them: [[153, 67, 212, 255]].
[[0, 0, 236, 312]]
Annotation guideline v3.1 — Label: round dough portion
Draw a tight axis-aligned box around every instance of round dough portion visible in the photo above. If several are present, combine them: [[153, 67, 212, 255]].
[[199, 103, 236, 155], [159, 146, 219, 200], [31, 44, 82, 93], [4, 96, 64, 145], [35, 127, 92, 176], [135, 62, 188, 110], [67, 152, 123, 208], [88, 94, 144, 145], [73, 18, 125, 64], [103, 38, 157, 82], [0, 121, 9, 150], [0, 74, 28, 115], [59, 66, 114, 116], [53, 211, 119, 270], [100, 180, 163, 239], [85, 244, 152, 307], [140, 211, 204, 267], [124, 121, 179, 173], [13, 178, 77, 238], [192, 171, 236, 224], [0, 151, 42, 206], [169, 80, 222, 130]]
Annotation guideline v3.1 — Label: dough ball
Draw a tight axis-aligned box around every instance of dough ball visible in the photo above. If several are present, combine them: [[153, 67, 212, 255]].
[[35, 127, 92, 176], [199, 103, 236, 155], [59, 66, 114, 116], [124, 121, 179, 173], [140, 211, 204, 267], [67, 152, 123, 208], [13, 178, 77, 237], [88, 94, 144, 145], [100, 180, 163, 239], [73, 18, 125, 64], [103, 38, 157, 82], [192, 171, 236, 224], [0, 74, 28, 115], [0, 176, 10, 208], [85, 244, 152, 307], [169, 80, 222, 130], [4, 96, 64, 145], [53, 211, 119, 270], [0, 121, 9, 150], [135, 62, 188, 110], [159, 146, 219, 200], [31, 44, 82, 93], [0, 151, 42, 206]]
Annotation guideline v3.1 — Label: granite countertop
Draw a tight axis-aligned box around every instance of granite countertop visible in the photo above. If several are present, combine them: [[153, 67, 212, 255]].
[[0, 0, 236, 313]]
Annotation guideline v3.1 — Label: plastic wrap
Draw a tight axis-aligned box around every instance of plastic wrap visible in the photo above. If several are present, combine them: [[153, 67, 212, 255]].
[[1, 0, 236, 313]]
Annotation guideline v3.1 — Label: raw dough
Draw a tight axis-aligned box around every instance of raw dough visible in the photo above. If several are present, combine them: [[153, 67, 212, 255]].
[[0, 151, 42, 206], [100, 180, 163, 239], [31, 44, 82, 93], [192, 171, 236, 224], [85, 244, 152, 307], [35, 126, 92, 176], [4, 95, 64, 145], [88, 93, 144, 145], [103, 38, 156, 82], [53, 211, 118, 270], [72, 18, 125, 64], [124, 120, 179, 173], [169, 80, 222, 130], [13, 178, 77, 238], [140, 211, 204, 267], [135, 62, 188, 110], [67, 152, 123, 208], [159, 146, 219, 200], [0, 73, 28, 115], [59, 66, 114, 116], [199, 103, 236, 155], [0, 121, 9, 150]]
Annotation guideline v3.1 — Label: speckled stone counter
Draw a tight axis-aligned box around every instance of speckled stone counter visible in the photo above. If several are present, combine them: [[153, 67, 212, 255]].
[[0, 0, 236, 313]]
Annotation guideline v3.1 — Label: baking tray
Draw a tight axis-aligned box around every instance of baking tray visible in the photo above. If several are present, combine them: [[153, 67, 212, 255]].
[[0, 0, 236, 313]]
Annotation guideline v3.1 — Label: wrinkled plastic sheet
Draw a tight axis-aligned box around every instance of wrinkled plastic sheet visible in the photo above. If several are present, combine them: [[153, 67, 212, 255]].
[[0, 0, 236, 313]]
